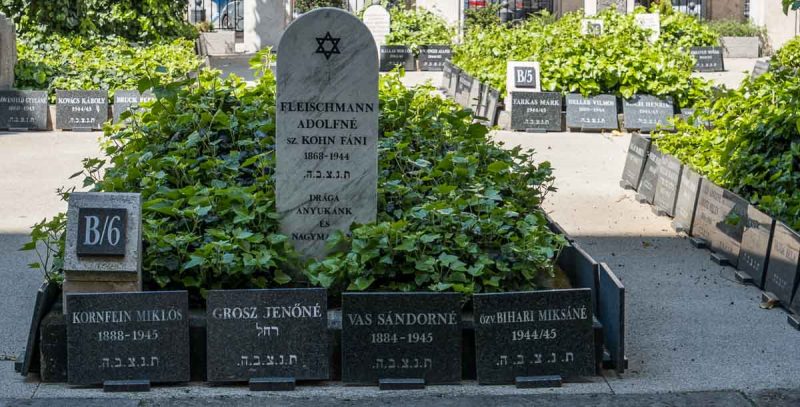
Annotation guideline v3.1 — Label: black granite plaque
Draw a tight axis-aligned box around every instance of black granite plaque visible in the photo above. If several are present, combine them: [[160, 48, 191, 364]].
[[206, 288, 328, 382], [441, 61, 454, 93], [597, 263, 625, 374], [455, 72, 474, 109], [623, 95, 675, 132], [690, 47, 725, 72], [448, 67, 461, 100], [341, 292, 461, 385], [418, 45, 452, 71], [0, 90, 48, 130], [738, 205, 775, 288], [557, 243, 599, 315], [692, 182, 748, 266], [76, 208, 128, 257], [21, 282, 59, 376], [764, 222, 800, 304], [113, 90, 155, 123], [513, 66, 538, 89], [620, 133, 651, 190], [510, 92, 562, 132], [673, 167, 702, 235], [653, 153, 683, 216], [56, 90, 109, 130], [66, 291, 190, 385], [474, 289, 595, 384], [565, 94, 618, 130], [751, 59, 770, 79], [379, 45, 415, 72], [636, 147, 661, 205]]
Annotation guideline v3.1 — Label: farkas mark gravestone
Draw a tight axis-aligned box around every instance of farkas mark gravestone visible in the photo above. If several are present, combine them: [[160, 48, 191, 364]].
[[276, 8, 378, 259]]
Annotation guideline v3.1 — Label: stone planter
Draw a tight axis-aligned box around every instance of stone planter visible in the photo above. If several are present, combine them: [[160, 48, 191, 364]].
[[720, 36, 761, 58]]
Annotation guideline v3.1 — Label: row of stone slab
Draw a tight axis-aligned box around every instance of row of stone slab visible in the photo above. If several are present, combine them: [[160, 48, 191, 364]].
[[0, 89, 153, 131], [379, 45, 452, 73], [620, 133, 800, 329]]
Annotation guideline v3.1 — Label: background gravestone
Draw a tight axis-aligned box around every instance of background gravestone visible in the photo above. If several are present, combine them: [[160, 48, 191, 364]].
[[66, 291, 189, 385], [653, 153, 683, 217], [692, 182, 748, 266], [0, 13, 15, 89], [363, 4, 390, 48], [474, 289, 595, 384], [620, 133, 651, 190], [276, 9, 378, 260], [738, 205, 775, 288], [441, 61, 455, 93], [455, 72, 474, 108], [63, 193, 142, 304], [55, 90, 109, 130], [448, 66, 461, 100], [341, 292, 462, 385], [482, 87, 500, 126], [510, 91, 562, 132], [763, 222, 800, 305], [751, 59, 770, 79], [565, 94, 618, 130], [206, 288, 329, 382], [581, 19, 604, 36], [0, 90, 48, 130], [635, 147, 661, 204], [113, 90, 155, 124], [418, 46, 452, 71], [379, 45, 415, 72], [623, 94, 675, 132], [634, 13, 660, 43], [672, 166, 702, 235], [690, 47, 725, 72]]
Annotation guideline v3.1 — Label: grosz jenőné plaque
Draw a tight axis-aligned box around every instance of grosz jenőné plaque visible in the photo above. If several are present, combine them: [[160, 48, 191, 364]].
[[690, 47, 725, 72], [206, 288, 329, 382], [622, 94, 675, 132], [474, 289, 595, 384], [341, 292, 462, 385], [76, 208, 127, 257], [565, 94, 618, 130], [55, 90, 109, 130], [763, 222, 800, 304], [276, 9, 378, 259], [0, 90, 48, 130], [620, 133, 651, 190], [673, 166, 701, 234], [510, 91, 562, 132], [66, 291, 190, 385], [418, 45, 452, 71]]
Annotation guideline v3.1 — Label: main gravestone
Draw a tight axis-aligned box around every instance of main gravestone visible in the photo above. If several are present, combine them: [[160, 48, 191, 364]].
[[276, 9, 378, 260], [362, 4, 390, 49]]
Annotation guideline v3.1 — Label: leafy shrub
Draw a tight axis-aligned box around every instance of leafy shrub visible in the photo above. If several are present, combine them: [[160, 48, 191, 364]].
[[0, 0, 195, 42], [772, 36, 800, 70], [705, 19, 765, 38], [656, 7, 718, 48], [453, 10, 710, 107], [25, 54, 565, 302], [295, 0, 346, 14], [385, 8, 455, 53], [14, 34, 200, 101], [655, 68, 800, 230], [464, 4, 502, 31]]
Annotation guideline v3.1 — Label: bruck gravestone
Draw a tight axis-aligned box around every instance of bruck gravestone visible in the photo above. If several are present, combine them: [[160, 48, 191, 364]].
[[418, 45, 452, 71], [474, 289, 595, 384], [113, 90, 155, 124], [623, 94, 675, 132], [738, 205, 775, 288], [66, 291, 190, 385], [206, 288, 329, 382], [276, 9, 378, 260], [763, 222, 800, 305], [510, 91, 562, 132], [362, 5, 390, 48], [0, 90, 48, 130], [565, 94, 618, 131], [620, 133, 651, 190], [56, 90, 109, 131], [690, 47, 725, 72], [341, 292, 462, 385]]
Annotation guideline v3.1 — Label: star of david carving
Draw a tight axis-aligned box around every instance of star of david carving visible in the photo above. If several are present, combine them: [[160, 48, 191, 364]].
[[315, 32, 341, 60]]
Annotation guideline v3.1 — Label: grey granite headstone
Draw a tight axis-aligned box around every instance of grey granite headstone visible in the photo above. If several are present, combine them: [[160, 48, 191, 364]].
[[597, 263, 625, 374], [418, 46, 452, 71], [0, 90, 48, 130], [636, 147, 661, 205], [55, 90, 109, 130], [751, 59, 770, 79], [341, 292, 462, 385], [510, 92, 562, 132], [565, 94, 618, 130], [448, 66, 461, 100], [469, 79, 483, 112], [620, 133, 651, 190], [764, 222, 800, 304], [455, 72, 474, 108], [64, 193, 142, 281], [622, 94, 675, 132], [692, 181, 748, 266], [474, 289, 595, 384], [113, 90, 155, 124], [690, 47, 725, 72], [276, 9, 378, 260], [672, 166, 702, 235], [66, 291, 190, 385], [0, 13, 15, 89], [379, 45, 415, 72], [653, 153, 682, 216], [206, 288, 329, 382], [363, 5, 390, 48], [483, 87, 500, 126], [738, 205, 775, 288], [441, 61, 454, 93]]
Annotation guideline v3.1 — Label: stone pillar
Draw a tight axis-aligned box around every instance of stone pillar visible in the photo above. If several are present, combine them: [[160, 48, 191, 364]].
[[243, 0, 289, 53], [0, 12, 16, 89]]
